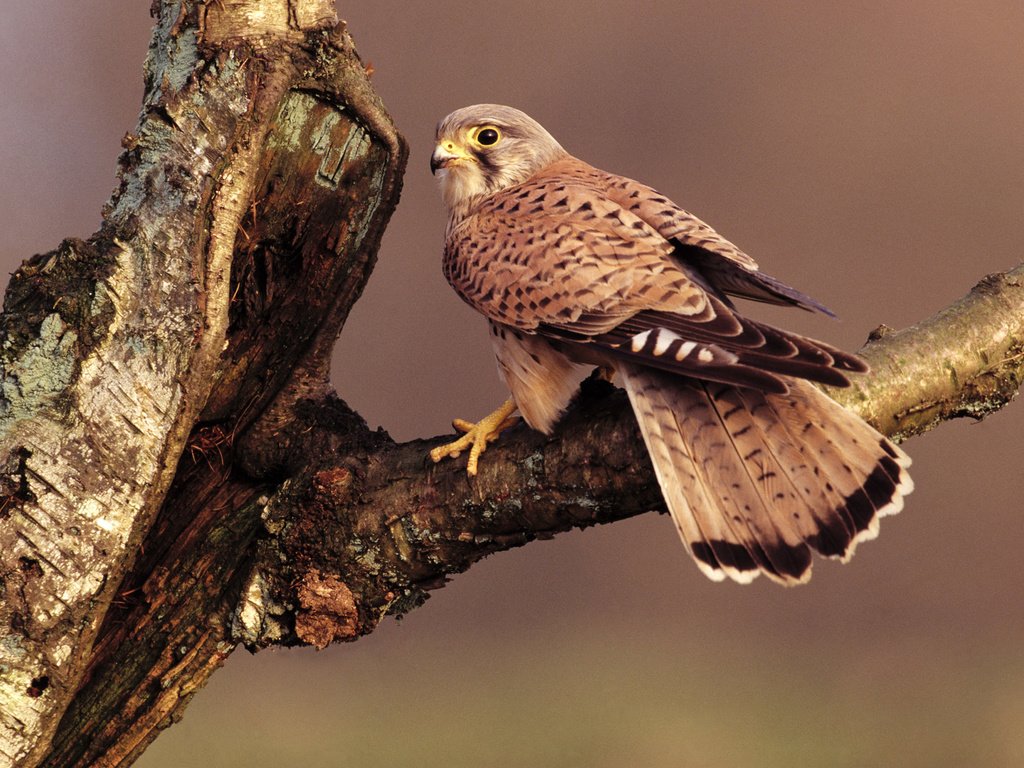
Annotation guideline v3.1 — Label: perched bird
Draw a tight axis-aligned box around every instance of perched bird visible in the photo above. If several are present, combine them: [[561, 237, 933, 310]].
[[429, 104, 912, 585]]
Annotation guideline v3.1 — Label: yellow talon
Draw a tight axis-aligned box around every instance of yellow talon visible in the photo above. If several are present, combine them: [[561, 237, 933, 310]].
[[429, 398, 519, 476]]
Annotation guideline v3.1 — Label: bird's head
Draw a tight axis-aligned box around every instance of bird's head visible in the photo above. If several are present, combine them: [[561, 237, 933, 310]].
[[431, 104, 567, 217]]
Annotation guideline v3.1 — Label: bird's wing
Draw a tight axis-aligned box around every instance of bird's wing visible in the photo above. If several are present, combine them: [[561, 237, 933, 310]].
[[599, 169, 837, 315], [444, 170, 860, 392], [597, 170, 760, 271], [443, 172, 701, 331]]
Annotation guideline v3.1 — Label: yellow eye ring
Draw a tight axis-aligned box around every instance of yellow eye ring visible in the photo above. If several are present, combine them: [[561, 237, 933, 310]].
[[471, 125, 502, 147]]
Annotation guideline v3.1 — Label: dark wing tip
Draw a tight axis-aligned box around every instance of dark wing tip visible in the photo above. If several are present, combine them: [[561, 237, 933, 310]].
[[751, 269, 839, 318]]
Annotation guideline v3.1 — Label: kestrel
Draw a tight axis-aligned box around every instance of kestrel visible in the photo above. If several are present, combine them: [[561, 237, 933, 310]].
[[429, 104, 912, 585]]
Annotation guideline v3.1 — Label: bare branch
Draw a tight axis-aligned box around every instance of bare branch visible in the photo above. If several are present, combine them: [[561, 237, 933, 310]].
[[830, 264, 1024, 440], [235, 261, 1024, 648]]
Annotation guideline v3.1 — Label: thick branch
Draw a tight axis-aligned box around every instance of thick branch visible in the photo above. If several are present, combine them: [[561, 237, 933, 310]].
[[48, 253, 1024, 767], [829, 264, 1024, 440], [238, 262, 1024, 649], [0, 10, 279, 764], [1, 2, 405, 766]]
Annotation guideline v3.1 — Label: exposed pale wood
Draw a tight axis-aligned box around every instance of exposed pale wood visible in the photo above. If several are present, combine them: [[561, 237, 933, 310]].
[[829, 264, 1024, 440]]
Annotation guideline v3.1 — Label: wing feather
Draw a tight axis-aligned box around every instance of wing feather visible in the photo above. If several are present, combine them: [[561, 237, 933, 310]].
[[443, 156, 865, 394]]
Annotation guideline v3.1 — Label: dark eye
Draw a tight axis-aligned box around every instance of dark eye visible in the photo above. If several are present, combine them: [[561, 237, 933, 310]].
[[476, 127, 500, 146]]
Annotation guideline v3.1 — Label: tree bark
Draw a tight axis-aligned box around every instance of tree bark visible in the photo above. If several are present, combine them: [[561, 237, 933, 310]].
[[0, 3, 1021, 767], [0, 2, 405, 765]]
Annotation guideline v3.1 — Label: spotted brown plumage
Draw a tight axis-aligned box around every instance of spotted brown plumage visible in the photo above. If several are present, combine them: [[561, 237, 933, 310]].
[[429, 103, 912, 585]]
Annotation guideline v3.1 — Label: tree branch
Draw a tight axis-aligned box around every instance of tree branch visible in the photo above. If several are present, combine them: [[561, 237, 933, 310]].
[[51, 259, 1023, 767], [236, 262, 1024, 650], [1, 2, 405, 766], [0, 13, 281, 766], [828, 264, 1024, 440]]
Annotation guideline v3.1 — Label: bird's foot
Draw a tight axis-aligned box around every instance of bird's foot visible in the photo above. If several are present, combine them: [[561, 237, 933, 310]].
[[429, 398, 519, 476]]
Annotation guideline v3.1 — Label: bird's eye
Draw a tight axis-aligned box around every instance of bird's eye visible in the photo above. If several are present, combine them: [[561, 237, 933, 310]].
[[474, 126, 501, 146]]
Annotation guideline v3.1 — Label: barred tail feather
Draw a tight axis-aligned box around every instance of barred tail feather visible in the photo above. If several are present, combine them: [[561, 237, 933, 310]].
[[620, 365, 912, 585]]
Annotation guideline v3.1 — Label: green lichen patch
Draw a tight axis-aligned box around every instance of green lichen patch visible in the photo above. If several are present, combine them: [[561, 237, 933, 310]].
[[0, 238, 116, 360]]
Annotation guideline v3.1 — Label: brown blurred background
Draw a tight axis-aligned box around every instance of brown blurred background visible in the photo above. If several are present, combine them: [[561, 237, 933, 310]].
[[3, 2, 1023, 766]]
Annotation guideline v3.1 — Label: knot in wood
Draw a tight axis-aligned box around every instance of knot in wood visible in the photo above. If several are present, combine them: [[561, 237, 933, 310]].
[[867, 324, 895, 342], [294, 569, 360, 649], [312, 466, 352, 501]]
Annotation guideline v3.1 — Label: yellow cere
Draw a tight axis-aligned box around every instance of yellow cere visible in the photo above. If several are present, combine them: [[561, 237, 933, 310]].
[[441, 139, 467, 155]]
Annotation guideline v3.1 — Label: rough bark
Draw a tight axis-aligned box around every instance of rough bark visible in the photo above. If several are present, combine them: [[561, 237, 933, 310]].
[[46, 258, 1024, 768], [0, 3, 1021, 767], [0, 2, 405, 766], [828, 264, 1024, 440]]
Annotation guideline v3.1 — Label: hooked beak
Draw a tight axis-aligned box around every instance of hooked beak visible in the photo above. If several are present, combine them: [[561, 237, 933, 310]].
[[430, 141, 470, 175]]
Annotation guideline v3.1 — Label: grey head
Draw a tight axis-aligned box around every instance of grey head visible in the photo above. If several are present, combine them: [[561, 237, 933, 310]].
[[431, 104, 568, 216]]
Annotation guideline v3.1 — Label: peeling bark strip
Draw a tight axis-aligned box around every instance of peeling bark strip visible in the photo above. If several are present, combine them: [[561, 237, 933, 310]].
[[0, 2, 405, 767], [0, 2, 1022, 767]]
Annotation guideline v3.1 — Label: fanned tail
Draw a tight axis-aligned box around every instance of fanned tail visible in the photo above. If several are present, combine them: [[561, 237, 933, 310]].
[[620, 365, 913, 585]]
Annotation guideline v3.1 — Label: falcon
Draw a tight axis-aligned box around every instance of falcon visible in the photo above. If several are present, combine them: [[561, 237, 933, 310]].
[[428, 104, 912, 585]]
